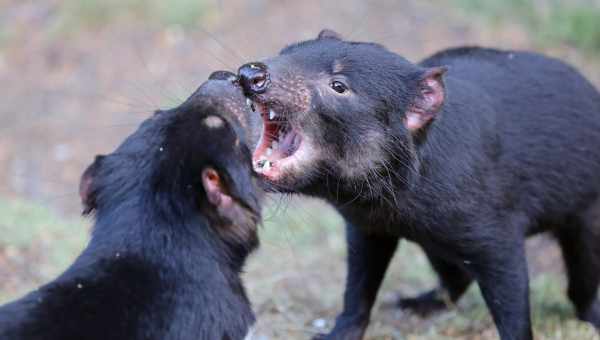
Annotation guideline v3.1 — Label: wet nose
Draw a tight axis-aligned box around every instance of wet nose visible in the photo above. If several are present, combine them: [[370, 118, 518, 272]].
[[238, 62, 270, 95]]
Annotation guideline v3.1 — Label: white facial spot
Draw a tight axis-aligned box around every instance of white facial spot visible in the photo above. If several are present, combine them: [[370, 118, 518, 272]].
[[203, 115, 225, 129]]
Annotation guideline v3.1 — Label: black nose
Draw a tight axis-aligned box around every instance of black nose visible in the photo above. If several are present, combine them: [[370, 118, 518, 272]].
[[238, 62, 270, 94]]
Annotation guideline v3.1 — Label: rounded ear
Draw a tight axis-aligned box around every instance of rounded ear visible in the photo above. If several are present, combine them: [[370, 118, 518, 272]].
[[404, 66, 448, 133], [317, 29, 342, 40], [201, 167, 259, 244], [80, 155, 105, 215], [201, 167, 232, 209]]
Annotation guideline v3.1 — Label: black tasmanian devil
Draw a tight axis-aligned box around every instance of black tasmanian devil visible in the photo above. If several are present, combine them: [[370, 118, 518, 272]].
[[0, 72, 262, 340], [237, 29, 600, 340]]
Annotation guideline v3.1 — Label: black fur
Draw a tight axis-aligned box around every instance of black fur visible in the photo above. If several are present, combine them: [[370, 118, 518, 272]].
[[239, 31, 600, 340], [0, 76, 262, 340]]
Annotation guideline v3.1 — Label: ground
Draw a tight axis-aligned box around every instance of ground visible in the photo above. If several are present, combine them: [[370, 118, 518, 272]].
[[0, 0, 599, 339]]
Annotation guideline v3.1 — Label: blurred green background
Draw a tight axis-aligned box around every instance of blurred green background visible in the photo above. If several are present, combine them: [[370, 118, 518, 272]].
[[0, 0, 599, 339]]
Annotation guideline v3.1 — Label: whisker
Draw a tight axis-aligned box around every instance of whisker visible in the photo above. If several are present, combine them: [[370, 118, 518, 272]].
[[196, 25, 246, 63]]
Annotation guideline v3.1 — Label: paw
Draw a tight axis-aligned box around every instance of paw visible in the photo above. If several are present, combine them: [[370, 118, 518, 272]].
[[397, 288, 451, 316]]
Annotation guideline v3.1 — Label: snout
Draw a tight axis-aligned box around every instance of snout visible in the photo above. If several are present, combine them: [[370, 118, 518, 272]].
[[238, 62, 270, 95], [180, 75, 254, 140]]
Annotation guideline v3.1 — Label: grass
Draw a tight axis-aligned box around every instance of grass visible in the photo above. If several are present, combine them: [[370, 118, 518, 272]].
[[0, 197, 88, 303], [53, 0, 211, 31], [0, 27, 11, 49], [0, 195, 598, 338], [454, 0, 600, 53]]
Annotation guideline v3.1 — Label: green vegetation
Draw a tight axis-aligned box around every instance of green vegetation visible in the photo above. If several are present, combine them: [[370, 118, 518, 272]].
[[0, 28, 11, 49], [52, 0, 211, 34], [455, 0, 600, 53], [0, 197, 88, 303], [260, 196, 344, 245]]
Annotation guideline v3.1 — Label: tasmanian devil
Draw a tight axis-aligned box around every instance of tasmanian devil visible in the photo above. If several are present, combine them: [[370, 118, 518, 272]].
[[237, 29, 600, 340], [0, 72, 262, 340]]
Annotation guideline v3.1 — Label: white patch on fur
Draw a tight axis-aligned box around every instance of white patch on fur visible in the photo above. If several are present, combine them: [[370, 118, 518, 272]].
[[203, 115, 224, 128]]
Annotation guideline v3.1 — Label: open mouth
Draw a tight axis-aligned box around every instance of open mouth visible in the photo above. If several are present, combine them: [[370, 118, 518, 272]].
[[247, 98, 303, 180]]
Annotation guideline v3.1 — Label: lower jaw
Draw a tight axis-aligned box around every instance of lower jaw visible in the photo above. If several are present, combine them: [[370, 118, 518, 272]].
[[254, 164, 282, 181], [253, 137, 302, 182], [253, 155, 292, 182]]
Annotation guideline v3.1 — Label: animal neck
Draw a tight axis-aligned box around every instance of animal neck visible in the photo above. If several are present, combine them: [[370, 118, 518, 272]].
[[69, 201, 255, 338]]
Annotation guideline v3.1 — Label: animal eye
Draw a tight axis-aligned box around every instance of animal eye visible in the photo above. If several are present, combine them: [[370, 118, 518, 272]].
[[330, 81, 347, 94]]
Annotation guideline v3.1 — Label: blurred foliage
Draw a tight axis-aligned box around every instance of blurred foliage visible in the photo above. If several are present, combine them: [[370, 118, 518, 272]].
[[0, 197, 88, 303], [0, 30, 9, 49], [260, 195, 344, 245], [455, 0, 600, 53], [53, 0, 210, 33], [0, 197, 86, 249]]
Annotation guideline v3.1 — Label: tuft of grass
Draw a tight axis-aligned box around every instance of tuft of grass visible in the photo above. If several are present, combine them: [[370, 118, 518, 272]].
[[454, 0, 600, 53]]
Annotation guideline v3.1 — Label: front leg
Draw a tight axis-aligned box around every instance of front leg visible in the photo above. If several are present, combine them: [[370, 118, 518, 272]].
[[314, 223, 399, 340], [471, 240, 533, 340]]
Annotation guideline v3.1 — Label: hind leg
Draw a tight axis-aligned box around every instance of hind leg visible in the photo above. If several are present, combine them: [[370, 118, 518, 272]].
[[554, 217, 600, 328], [398, 245, 472, 316]]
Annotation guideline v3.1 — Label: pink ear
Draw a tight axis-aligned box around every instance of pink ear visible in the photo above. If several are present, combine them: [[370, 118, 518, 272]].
[[201, 168, 233, 209], [404, 66, 447, 132]]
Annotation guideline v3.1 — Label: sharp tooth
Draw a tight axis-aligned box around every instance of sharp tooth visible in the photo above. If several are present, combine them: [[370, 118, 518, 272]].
[[269, 109, 276, 120], [264, 160, 271, 171], [246, 98, 252, 108]]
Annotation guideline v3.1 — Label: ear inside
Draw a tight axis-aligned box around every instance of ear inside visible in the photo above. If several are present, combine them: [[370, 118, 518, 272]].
[[201, 167, 258, 244], [404, 66, 448, 132], [317, 29, 342, 40], [79, 155, 104, 215], [201, 167, 233, 209]]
